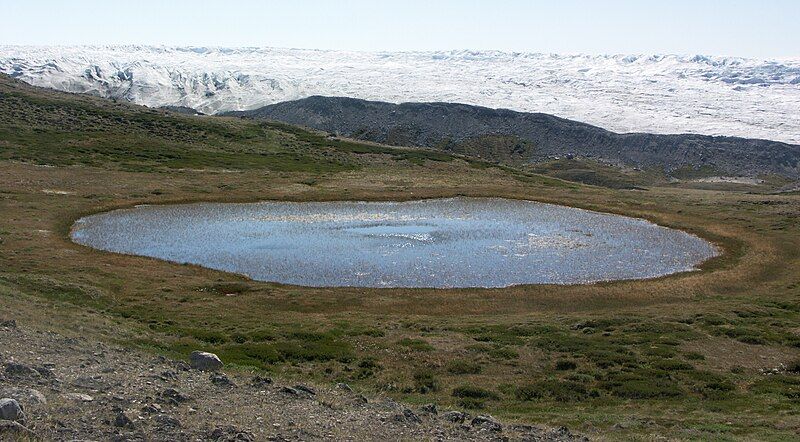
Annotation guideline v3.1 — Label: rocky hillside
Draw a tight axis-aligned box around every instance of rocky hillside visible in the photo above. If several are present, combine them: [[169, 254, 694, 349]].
[[0, 319, 586, 441], [226, 97, 800, 178]]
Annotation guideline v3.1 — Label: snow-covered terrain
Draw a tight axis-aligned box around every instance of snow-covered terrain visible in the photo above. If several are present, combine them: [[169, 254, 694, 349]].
[[1, 46, 799, 144]]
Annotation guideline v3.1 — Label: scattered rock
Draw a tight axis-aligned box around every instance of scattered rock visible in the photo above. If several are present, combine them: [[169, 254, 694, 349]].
[[0, 388, 46, 405], [293, 384, 316, 396], [393, 408, 421, 424], [420, 403, 438, 415], [141, 403, 163, 414], [73, 375, 106, 390], [546, 426, 578, 440], [210, 425, 256, 441], [0, 398, 25, 423], [159, 370, 177, 380], [189, 351, 223, 372], [174, 361, 191, 371], [64, 392, 94, 402], [155, 414, 181, 428], [4, 362, 39, 378], [34, 365, 55, 378], [160, 388, 189, 404], [441, 410, 468, 424], [210, 373, 236, 388], [280, 386, 301, 396], [30, 389, 47, 404], [0, 420, 35, 438], [251, 375, 272, 387], [472, 415, 503, 432], [114, 410, 134, 428], [0, 319, 16, 329], [0, 319, 585, 441]]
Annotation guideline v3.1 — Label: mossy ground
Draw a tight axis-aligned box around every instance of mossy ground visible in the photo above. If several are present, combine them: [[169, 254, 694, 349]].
[[1, 74, 799, 440]]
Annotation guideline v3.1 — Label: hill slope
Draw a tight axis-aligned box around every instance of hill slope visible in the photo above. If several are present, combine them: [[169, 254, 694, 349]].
[[227, 96, 800, 178]]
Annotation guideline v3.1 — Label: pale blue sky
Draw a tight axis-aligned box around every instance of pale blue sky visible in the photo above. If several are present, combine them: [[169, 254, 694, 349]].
[[2, 0, 798, 57]]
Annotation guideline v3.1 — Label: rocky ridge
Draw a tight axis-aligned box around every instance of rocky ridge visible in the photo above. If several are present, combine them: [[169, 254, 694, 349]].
[[226, 96, 800, 179]]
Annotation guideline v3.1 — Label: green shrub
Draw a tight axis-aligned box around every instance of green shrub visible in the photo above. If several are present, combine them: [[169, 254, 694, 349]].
[[398, 338, 434, 352], [684, 352, 706, 361], [414, 370, 440, 393], [685, 371, 736, 397], [652, 359, 694, 371], [446, 359, 483, 374], [785, 359, 800, 374], [356, 358, 380, 379], [555, 360, 578, 370], [452, 385, 500, 400], [273, 339, 353, 363], [585, 349, 637, 368], [516, 379, 590, 402], [457, 397, 486, 409], [487, 347, 519, 360], [605, 379, 682, 399], [184, 328, 227, 344], [750, 375, 800, 398]]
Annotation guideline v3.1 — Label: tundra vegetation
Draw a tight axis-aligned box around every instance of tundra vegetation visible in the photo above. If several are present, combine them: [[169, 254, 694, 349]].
[[1, 74, 799, 440]]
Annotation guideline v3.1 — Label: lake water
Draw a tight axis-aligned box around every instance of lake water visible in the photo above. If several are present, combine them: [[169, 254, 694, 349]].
[[70, 197, 718, 288]]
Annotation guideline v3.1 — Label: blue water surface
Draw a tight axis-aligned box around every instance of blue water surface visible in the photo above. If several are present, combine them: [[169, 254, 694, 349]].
[[71, 197, 718, 288]]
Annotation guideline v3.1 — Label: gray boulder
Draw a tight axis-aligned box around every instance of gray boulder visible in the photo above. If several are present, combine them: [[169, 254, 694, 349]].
[[441, 410, 468, 423], [0, 388, 46, 405], [471, 415, 503, 432], [0, 398, 24, 423], [190, 351, 223, 371], [114, 410, 134, 428], [4, 363, 39, 378]]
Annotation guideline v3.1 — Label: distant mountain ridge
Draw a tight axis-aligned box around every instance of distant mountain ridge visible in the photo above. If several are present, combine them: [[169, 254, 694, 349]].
[[226, 96, 800, 178], [2, 46, 799, 144]]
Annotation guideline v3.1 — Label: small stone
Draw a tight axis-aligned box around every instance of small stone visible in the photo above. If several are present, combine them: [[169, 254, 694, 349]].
[[160, 388, 189, 404], [141, 403, 163, 414], [210, 425, 255, 441], [547, 426, 573, 438], [0, 398, 24, 423], [34, 366, 55, 378], [280, 386, 301, 396], [210, 373, 236, 388], [155, 414, 181, 428], [293, 384, 316, 395], [471, 415, 502, 432], [442, 411, 467, 424], [175, 361, 191, 371], [114, 411, 134, 428], [64, 392, 94, 402], [0, 420, 34, 437], [395, 408, 420, 424], [189, 351, 223, 372], [251, 375, 272, 387], [420, 403, 438, 415], [0, 319, 16, 329]]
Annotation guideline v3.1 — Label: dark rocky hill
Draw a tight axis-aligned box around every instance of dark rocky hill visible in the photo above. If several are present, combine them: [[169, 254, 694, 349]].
[[226, 96, 800, 178]]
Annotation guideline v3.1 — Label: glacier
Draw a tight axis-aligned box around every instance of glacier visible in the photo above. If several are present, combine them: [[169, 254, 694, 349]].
[[1, 45, 799, 144]]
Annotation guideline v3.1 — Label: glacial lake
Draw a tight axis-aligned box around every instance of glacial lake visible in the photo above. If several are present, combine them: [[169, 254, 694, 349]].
[[70, 197, 718, 288]]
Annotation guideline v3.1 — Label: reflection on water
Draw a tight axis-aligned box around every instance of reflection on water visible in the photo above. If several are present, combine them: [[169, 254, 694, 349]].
[[71, 197, 718, 288]]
